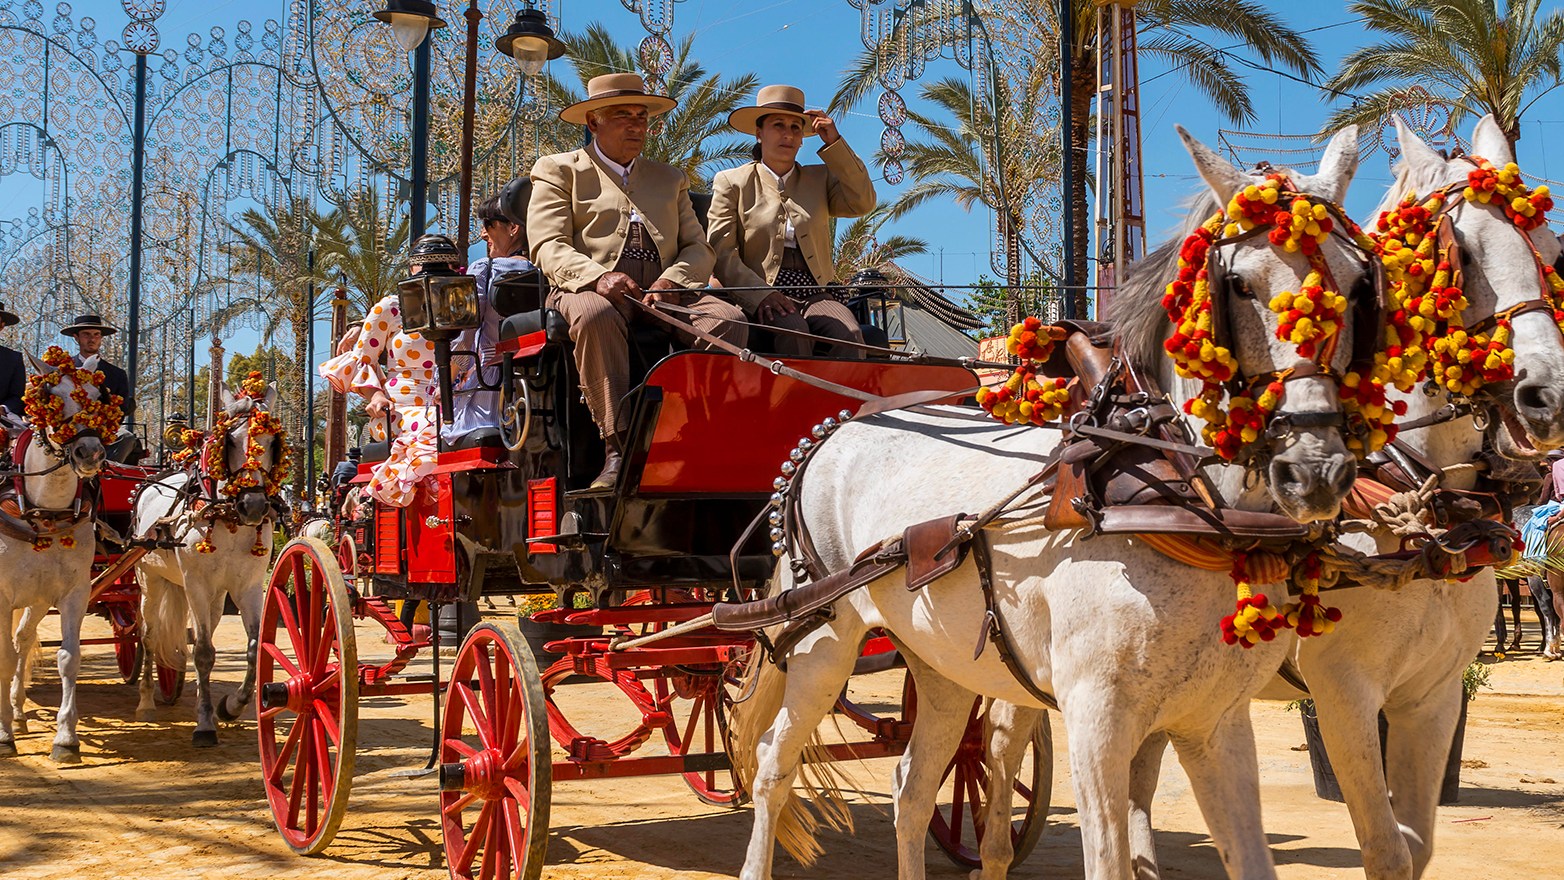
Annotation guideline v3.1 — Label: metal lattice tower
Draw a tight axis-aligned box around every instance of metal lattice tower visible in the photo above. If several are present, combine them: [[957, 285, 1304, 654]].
[[1091, 0, 1145, 312]]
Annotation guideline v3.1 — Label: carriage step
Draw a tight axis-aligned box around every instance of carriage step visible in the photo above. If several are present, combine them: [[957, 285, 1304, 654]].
[[527, 532, 605, 548]]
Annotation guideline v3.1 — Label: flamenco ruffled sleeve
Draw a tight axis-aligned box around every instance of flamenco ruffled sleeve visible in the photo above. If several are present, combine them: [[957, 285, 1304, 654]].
[[319, 296, 401, 398]]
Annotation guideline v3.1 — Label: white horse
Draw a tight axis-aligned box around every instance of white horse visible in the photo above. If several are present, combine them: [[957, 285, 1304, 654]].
[[1, 353, 111, 762], [730, 126, 1371, 880], [133, 384, 282, 746], [944, 115, 1564, 880], [1119, 116, 1564, 880]]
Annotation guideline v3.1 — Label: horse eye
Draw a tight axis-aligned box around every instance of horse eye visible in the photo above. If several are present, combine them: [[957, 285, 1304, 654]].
[[1227, 274, 1255, 300]]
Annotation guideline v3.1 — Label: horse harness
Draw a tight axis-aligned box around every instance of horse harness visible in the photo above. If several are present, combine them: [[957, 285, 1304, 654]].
[[0, 428, 97, 544]]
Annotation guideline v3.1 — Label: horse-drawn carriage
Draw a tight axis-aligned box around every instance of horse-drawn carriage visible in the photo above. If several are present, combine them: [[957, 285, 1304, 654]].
[[254, 268, 1046, 875]]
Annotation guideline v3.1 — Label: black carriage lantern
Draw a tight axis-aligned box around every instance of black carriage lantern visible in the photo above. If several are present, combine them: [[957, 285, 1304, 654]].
[[845, 268, 896, 330], [372, 0, 447, 51], [495, 7, 566, 77], [398, 269, 479, 425]]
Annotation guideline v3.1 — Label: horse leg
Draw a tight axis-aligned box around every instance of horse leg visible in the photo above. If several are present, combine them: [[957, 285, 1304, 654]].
[[1061, 697, 1142, 880], [50, 586, 88, 763], [10, 604, 46, 736], [1528, 576, 1559, 658], [189, 590, 222, 748], [1168, 707, 1276, 880], [889, 654, 978, 880], [1383, 683, 1465, 878], [1128, 731, 1171, 880], [0, 602, 17, 755], [1547, 570, 1564, 660], [1503, 579, 1523, 652], [218, 580, 265, 722], [972, 701, 1050, 880], [739, 627, 865, 880], [1491, 581, 1508, 651], [1309, 682, 1411, 880]]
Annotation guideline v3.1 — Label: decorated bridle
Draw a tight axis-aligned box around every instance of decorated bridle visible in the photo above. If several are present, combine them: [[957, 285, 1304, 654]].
[[171, 372, 290, 555], [1161, 174, 1394, 463], [1366, 157, 1564, 404]]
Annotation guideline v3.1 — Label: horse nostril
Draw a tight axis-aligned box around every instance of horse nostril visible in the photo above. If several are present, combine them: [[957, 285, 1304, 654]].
[[1327, 455, 1357, 495], [1272, 459, 1316, 500], [1516, 380, 1561, 418]]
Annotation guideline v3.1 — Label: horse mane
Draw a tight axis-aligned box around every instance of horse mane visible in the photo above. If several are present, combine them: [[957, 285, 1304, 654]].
[[1109, 192, 1220, 372]]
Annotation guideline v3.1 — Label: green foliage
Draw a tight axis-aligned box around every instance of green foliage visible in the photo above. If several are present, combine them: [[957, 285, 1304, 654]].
[[1462, 658, 1492, 702], [1323, 0, 1564, 144], [966, 273, 1059, 339]]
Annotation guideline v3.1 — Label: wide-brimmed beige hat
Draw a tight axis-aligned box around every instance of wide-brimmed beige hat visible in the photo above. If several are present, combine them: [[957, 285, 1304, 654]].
[[560, 73, 677, 125], [729, 85, 816, 137]]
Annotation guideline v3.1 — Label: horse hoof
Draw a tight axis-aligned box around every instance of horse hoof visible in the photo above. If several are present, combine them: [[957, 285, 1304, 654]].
[[192, 729, 220, 748], [50, 744, 81, 764], [135, 708, 157, 723], [0, 741, 16, 757], [14, 720, 27, 735], [216, 695, 247, 723]]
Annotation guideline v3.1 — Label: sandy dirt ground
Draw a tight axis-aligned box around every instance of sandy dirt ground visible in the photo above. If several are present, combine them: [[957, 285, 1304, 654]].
[[2, 606, 1562, 880]]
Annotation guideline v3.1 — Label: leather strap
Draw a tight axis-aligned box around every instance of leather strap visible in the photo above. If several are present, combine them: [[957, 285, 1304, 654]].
[[970, 533, 1060, 710]]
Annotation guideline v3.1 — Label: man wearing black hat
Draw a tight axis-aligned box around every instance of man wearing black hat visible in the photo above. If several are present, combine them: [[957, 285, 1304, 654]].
[[61, 314, 135, 423], [0, 300, 23, 419]]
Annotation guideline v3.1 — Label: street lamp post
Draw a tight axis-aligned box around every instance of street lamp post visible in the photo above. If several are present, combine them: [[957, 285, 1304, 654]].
[[374, 1, 446, 240]]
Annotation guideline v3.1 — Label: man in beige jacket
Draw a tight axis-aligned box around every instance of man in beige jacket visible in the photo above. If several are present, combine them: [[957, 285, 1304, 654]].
[[707, 84, 876, 356], [528, 73, 746, 489]]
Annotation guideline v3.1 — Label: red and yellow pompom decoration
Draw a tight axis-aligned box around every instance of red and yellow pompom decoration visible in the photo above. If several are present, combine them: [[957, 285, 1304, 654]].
[[1220, 552, 1287, 648], [194, 536, 216, 554], [1465, 159, 1553, 230], [1163, 176, 1380, 459], [239, 370, 269, 400], [23, 346, 125, 444], [977, 318, 1075, 426], [1281, 552, 1341, 638], [172, 428, 207, 466], [202, 401, 291, 500], [252, 527, 269, 557], [32, 537, 51, 552]]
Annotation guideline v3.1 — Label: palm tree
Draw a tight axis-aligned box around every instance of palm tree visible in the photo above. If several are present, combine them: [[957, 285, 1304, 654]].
[[831, 2, 1322, 314], [314, 186, 411, 316], [209, 195, 328, 490], [833, 205, 930, 282], [1323, 0, 1564, 148], [558, 23, 759, 188]]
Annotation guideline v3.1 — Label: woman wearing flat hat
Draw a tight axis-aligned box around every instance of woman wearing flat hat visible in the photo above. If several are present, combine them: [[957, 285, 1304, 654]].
[[707, 85, 877, 357], [0, 300, 22, 418], [320, 233, 462, 507]]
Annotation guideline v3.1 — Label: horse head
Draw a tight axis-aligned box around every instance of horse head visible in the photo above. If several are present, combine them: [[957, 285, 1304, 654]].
[[1386, 115, 1564, 454], [214, 382, 283, 526], [24, 349, 109, 479], [1168, 125, 1372, 522]]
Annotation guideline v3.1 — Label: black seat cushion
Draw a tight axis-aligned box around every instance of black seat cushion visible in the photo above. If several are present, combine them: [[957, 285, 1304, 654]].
[[447, 426, 503, 451], [362, 441, 392, 463], [501, 308, 570, 347]]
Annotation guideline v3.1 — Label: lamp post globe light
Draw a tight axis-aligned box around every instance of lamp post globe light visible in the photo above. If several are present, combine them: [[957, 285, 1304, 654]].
[[371, 0, 447, 52], [496, 7, 566, 77]]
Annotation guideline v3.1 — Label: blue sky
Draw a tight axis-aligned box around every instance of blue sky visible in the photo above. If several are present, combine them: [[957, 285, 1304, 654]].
[[29, 0, 1564, 354]]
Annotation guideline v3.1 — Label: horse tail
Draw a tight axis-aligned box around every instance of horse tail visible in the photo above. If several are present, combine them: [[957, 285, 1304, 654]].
[[140, 576, 189, 671], [727, 563, 856, 867]]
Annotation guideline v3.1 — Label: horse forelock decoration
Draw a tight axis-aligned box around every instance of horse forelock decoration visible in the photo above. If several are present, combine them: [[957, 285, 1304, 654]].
[[729, 125, 1375, 880], [133, 371, 286, 746]]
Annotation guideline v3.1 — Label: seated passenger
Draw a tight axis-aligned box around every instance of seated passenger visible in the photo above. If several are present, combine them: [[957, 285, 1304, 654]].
[[707, 85, 876, 358], [320, 234, 462, 507], [445, 185, 539, 439], [528, 73, 747, 489]]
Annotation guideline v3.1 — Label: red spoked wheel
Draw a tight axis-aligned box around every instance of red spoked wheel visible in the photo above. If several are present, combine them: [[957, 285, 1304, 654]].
[[440, 621, 551, 880], [256, 537, 359, 855], [928, 695, 1050, 869], [108, 601, 140, 683], [655, 660, 748, 808]]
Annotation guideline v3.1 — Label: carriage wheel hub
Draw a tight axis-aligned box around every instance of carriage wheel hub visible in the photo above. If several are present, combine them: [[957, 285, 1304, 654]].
[[275, 674, 313, 714], [459, 747, 507, 800]]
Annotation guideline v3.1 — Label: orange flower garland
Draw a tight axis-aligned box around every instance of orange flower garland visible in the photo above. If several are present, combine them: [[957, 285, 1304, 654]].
[[977, 318, 1074, 426], [23, 346, 125, 444]]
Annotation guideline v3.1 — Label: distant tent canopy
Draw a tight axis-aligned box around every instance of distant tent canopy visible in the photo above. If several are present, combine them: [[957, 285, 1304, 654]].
[[855, 267, 983, 359]]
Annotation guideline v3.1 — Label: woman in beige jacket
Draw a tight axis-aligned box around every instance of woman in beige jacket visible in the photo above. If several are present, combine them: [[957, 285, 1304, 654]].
[[707, 85, 877, 356]]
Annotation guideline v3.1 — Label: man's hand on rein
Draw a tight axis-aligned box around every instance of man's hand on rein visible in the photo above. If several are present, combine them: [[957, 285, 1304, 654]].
[[642, 277, 682, 307]]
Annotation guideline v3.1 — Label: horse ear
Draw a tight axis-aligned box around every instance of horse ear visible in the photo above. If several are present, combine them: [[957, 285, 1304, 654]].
[[1471, 114, 1513, 165], [1176, 124, 1250, 205], [25, 351, 45, 374], [81, 354, 99, 372], [1394, 116, 1445, 176], [220, 385, 235, 411], [265, 382, 278, 411], [1312, 124, 1360, 205]]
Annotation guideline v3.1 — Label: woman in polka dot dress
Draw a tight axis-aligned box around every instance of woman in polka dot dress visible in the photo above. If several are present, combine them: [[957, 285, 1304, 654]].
[[320, 234, 462, 507]]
